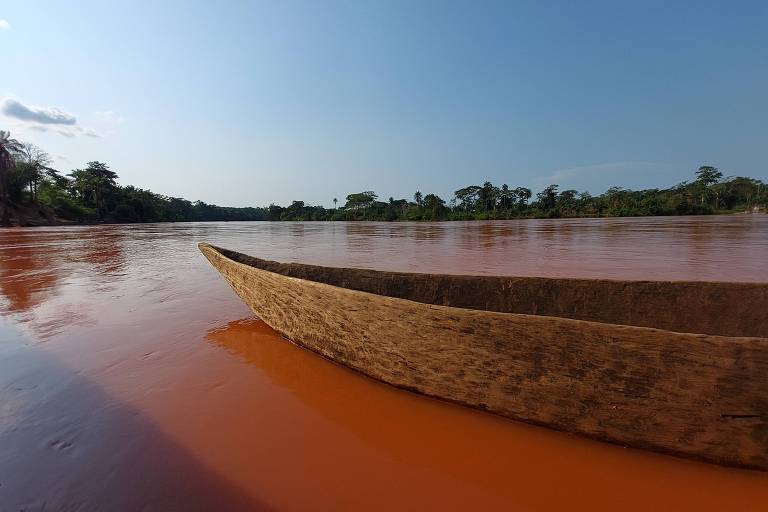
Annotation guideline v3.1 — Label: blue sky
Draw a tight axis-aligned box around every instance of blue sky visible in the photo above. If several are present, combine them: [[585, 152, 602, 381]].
[[1, 1, 766, 207]]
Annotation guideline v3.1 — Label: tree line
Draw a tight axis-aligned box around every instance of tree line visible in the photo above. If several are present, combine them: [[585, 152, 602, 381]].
[[0, 130, 765, 226], [0, 131, 268, 225]]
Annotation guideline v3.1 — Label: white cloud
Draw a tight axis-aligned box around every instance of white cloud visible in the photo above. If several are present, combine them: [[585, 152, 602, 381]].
[[2, 98, 76, 125], [94, 110, 125, 124], [0, 19, 10, 30], [1, 96, 101, 138]]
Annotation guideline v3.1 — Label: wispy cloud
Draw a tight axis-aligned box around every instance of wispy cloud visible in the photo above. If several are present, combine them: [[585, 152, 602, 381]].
[[94, 110, 125, 124], [25, 124, 102, 138], [26, 124, 74, 138], [1, 97, 101, 138], [534, 161, 683, 193], [0, 19, 10, 30]]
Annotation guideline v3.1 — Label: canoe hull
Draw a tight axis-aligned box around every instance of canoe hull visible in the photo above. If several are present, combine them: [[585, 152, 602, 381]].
[[200, 243, 768, 470]]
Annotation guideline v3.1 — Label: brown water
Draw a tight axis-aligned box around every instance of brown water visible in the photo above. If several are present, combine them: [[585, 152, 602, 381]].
[[1, 216, 767, 511]]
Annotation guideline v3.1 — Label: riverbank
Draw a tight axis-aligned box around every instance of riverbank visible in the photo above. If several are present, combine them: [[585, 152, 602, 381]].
[[1, 200, 762, 228], [0, 202, 92, 227]]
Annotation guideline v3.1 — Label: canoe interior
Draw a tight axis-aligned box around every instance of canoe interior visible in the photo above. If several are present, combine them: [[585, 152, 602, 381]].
[[211, 245, 767, 338]]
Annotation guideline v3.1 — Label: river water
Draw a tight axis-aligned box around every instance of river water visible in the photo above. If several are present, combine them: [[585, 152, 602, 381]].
[[1, 216, 766, 511]]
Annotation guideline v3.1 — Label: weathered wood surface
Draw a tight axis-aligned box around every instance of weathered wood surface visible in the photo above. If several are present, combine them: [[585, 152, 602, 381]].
[[200, 243, 768, 470], [209, 246, 768, 338]]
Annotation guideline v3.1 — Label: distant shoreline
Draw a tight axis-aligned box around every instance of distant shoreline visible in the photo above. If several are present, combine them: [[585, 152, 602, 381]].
[[1, 133, 765, 226], [2, 208, 763, 229]]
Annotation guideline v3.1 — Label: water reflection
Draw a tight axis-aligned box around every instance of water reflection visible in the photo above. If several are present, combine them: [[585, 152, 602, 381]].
[[0, 227, 128, 339], [77, 226, 127, 277], [344, 222, 385, 256], [0, 236, 60, 314]]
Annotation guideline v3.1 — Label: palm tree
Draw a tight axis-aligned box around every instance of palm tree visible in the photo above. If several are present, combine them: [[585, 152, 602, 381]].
[[0, 130, 24, 225], [333, 197, 338, 209]]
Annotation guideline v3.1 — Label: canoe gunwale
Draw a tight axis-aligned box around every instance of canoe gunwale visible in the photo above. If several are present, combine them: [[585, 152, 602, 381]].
[[203, 243, 768, 338]]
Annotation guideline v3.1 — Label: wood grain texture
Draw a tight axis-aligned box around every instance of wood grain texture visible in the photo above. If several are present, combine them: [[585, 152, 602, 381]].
[[211, 246, 768, 338], [200, 243, 768, 470]]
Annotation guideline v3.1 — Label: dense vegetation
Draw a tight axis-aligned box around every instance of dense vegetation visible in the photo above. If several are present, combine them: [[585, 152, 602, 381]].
[[0, 131, 269, 225], [0, 131, 765, 226]]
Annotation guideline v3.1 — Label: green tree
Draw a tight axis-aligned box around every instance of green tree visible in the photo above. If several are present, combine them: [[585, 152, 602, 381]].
[[514, 187, 532, 208], [498, 184, 513, 210], [86, 161, 118, 218], [479, 181, 498, 211], [603, 186, 626, 212], [68, 169, 96, 204], [695, 165, 723, 207], [68, 161, 118, 219], [0, 131, 24, 225], [696, 166, 723, 186], [422, 193, 447, 220], [536, 184, 559, 211], [345, 191, 377, 219], [345, 191, 377, 209], [414, 191, 423, 206], [557, 189, 579, 216], [577, 191, 597, 215], [17, 142, 54, 202], [454, 185, 481, 211]]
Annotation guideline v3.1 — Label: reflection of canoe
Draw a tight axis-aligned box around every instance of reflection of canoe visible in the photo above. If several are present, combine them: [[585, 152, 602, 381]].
[[199, 243, 768, 470]]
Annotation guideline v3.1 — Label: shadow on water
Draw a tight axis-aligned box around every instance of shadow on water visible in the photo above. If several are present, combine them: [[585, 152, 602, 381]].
[[0, 323, 271, 512]]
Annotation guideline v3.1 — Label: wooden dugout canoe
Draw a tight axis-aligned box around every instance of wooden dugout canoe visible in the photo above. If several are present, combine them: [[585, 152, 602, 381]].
[[199, 243, 768, 470]]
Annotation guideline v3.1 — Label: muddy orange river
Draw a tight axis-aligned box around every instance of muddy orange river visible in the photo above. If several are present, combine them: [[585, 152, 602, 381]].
[[1, 217, 767, 511]]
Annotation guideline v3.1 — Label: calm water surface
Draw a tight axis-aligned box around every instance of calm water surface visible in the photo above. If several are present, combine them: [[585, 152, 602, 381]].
[[1, 216, 767, 511]]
